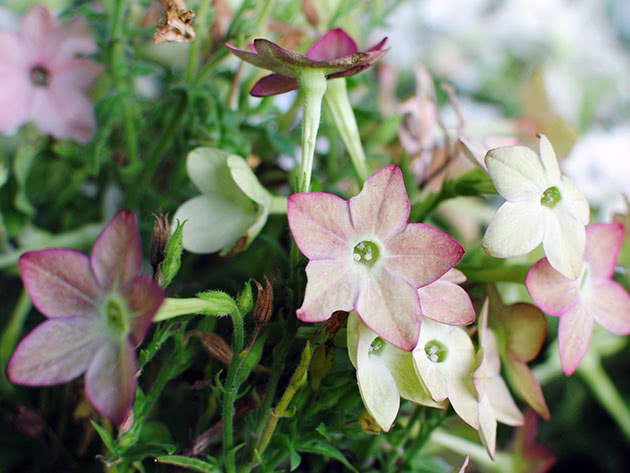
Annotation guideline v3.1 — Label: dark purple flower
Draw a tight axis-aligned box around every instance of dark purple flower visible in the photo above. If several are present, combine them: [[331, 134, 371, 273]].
[[7, 211, 164, 424], [226, 28, 387, 97]]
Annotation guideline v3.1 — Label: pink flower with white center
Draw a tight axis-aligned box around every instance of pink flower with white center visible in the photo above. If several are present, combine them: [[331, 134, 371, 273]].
[[0, 6, 102, 143], [525, 223, 630, 375], [288, 165, 464, 351], [7, 211, 164, 424]]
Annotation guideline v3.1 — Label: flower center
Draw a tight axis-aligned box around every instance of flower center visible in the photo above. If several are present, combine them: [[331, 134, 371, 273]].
[[353, 240, 380, 267], [30, 65, 50, 87], [540, 186, 561, 208], [424, 340, 448, 363], [369, 337, 385, 355], [103, 297, 129, 339]]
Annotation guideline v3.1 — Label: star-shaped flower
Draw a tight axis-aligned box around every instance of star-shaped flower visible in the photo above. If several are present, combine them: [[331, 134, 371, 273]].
[[288, 165, 464, 350], [226, 29, 387, 97], [525, 222, 630, 375], [0, 6, 102, 142], [346, 312, 445, 432], [7, 211, 164, 424], [482, 134, 589, 279]]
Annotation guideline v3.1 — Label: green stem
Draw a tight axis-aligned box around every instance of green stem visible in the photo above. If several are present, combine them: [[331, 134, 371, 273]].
[[429, 429, 506, 471], [296, 70, 327, 193], [383, 407, 421, 472], [0, 223, 103, 270], [324, 79, 369, 184], [223, 307, 245, 473], [458, 264, 531, 284], [578, 352, 630, 442], [185, 0, 212, 83], [110, 0, 138, 165], [0, 290, 32, 390]]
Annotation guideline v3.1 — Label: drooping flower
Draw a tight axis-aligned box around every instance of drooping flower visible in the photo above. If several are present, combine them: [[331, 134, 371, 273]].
[[0, 6, 102, 143], [525, 222, 630, 375], [225, 29, 387, 97], [474, 298, 524, 459], [173, 147, 286, 255], [347, 312, 445, 432], [412, 318, 479, 429], [288, 165, 464, 350], [482, 134, 589, 279], [7, 211, 164, 424], [486, 285, 549, 419]]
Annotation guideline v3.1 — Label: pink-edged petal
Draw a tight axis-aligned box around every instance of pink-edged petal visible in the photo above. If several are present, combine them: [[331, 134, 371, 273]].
[[542, 205, 586, 280], [85, 341, 137, 425], [287, 193, 354, 260], [366, 37, 388, 53], [0, 72, 30, 131], [356, 268, 421, 351], [504, 358, 550, 420], [90, 210, 142, 291], [537, 134, 561, 183], [349, 165, 409, 241], [385, 223, 464, 288], [442, 268, 466, 284], [250, 73, 298, 97], [558, 305, 593, 375], [482, 200, 545, 258], [418, 280, 474, 326], [586, 280, 630, 335], [7, 317, 101, 386], [585, 223, 624, 279], [52, 58, 102, 91], [19, 249, 101, 318], [20, 5, 62, 57], [485, 146, 546, 201], [306, 28, 358, 61], [296, 260, 360, 322], [121, 275, 165, 346], [525, 258, 579, 316], [504, 303, 546, 362]]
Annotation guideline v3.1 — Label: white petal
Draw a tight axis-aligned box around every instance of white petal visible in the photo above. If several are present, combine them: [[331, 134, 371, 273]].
[[187, 148, 243, 197], [482, 201, 544, 258], [542, 206, 586, 280], [485, 146, 546, 201], [537, 134, 561, 183], [477, 394, 497, 459], [560, 176, 589, 225], [227, 155, 272, 207]]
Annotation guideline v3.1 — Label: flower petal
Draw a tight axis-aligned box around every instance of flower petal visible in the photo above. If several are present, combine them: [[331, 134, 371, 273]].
[[227, 155, 272, 207], [288, 192, 353, 260], [173, 195, 256, 254], [504, 358, 550, 420], [560, 176, 589, 225], [122, 275, 164, 346], [52, 58, 102, 91], [586, 280, 630, 335], [417, 279, 475, 326], [85, 341, 137, 425], [448, 374, 480, 429], [356, 268, 421, 351], [349, 165, 409, 242], [504, 303, 546, 362], [537, 134, 561, 183], [385, 223, 464, 288], [90, 210, 142, 291], [542, 205, 586, 280], [346, 312, 361, 368], [224, 42, 292, 76], [250, 73, 298, 97], [584, 223, 624, 279], [477, 394, 497, 459], [305, 28, 358, 61], [187, 147, 245, 198], [482, 200, 544, 258], [7, 317, 100, 386], [297, 260, 360, 322], [20, 5, 62, 57], [558, 305, 593, 375], [19, 249, 100, 318], [525, 258, 579, 316], [485, 146, 546, 201]]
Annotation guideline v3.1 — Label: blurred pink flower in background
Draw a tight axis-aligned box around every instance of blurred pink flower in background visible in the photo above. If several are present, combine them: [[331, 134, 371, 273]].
[[0, 6, 101, 143]]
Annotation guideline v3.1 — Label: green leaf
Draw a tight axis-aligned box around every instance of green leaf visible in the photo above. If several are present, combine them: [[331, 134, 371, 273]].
[[315, 423, 330, 441], [161, 219, 185, 288], [237, 280, 253, 315], [278, 435, 302, 471], [89, 420, 118, 455], [235, 330, 267, 387], [13, 144, 38, 216], [295, 440, 358, 473], [155, 455, 221, 472]]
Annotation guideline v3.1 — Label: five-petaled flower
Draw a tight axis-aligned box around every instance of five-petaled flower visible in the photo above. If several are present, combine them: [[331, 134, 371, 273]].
[[288, 165, 464, 350], [226, 28, 387, 97], [0, 6, 102, 142], [525, 222, 630, 375], [482, 134, 589, 279], [7, 211, 164, 424]]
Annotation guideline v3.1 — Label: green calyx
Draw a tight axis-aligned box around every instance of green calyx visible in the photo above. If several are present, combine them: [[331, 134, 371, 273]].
[[541, 186, 561, 208], [424, 339, 448, 363], [353, 240, 380, 268], [102, 296, 130, 339]]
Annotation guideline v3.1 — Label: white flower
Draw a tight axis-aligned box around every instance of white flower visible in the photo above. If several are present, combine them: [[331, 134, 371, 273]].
[[482, 134, 589, 279]]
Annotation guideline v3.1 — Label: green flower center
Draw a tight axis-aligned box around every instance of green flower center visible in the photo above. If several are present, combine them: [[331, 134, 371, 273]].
[[369, 337, 385, 355], [103, 297, 129, 339], [30, 66, 49, 87], [424, 340, 448, 363], [540, 186, 561, 208], [353, 240, 380, 268]]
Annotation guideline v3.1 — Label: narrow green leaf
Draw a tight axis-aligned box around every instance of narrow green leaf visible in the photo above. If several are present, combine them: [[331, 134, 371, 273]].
[[295, 440, 358, 473], [155, 455, 221, 473], [89, 420, 118, 455]]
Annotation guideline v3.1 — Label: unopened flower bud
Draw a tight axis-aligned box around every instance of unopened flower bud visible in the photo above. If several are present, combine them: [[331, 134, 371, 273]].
[[186, 331, 233, 366], [253, 276, 273, 326], [150, 212, 170, 280]]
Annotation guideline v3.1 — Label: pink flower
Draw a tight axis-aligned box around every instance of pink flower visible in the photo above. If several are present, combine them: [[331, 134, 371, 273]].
[[0, 6, 102, 142], [226, 28, 387, 97], [287, 165, 464, 350], [7, 211, 164, 424], [525, 223, 630, 375]]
